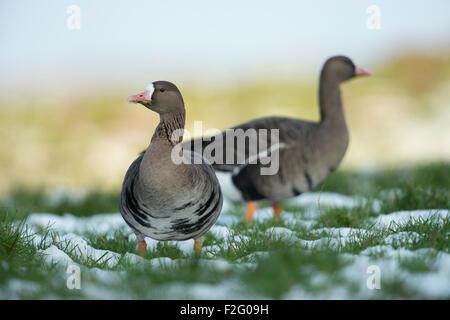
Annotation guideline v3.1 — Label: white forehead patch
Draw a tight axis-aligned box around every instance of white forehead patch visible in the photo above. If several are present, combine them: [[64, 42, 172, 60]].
[[145, 83, 155, 100]]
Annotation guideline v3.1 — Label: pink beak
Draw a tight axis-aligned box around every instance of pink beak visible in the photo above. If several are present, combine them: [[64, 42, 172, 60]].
[[355, 67, 371, 76], [127, 91, 151, 104]]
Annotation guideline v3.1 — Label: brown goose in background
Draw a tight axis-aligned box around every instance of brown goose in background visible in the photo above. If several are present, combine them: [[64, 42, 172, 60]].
[[120, 81, 223, 258], [184, 56, 370, 224]]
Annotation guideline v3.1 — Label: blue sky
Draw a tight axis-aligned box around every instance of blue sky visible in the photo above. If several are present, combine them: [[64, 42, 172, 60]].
[[1, 0, 449, 90]]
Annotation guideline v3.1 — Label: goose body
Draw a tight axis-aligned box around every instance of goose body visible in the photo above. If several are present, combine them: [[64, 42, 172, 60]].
[[205, 115, 349, 203], [184, 56, 370, 223], [120, 81, 223, 256]]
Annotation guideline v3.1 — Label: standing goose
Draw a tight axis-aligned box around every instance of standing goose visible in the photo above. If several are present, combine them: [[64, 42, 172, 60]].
[[120, 81, 223, 258], [185, 56, 370, 223]]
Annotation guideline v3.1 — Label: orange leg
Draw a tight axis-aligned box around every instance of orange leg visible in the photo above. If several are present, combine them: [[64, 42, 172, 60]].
[[272, 203, 282, 222], [245, 202, 258, 225], [138, 240, 147, 258], [194, 238, 203, 257]]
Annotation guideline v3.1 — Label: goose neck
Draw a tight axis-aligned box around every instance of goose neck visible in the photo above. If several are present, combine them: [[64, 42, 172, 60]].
[[154, 111, 186, 145], [318, 75, 346, 127]]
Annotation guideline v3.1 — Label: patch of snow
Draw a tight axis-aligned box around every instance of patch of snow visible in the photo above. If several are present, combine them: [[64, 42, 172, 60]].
[[314, 227, 368, 238], [27, 213, 126, 235], [360, 245, 435, 259], [124, 254, 178, 268], [252, 207, 276, 222], [266, 227, 297, 240], [264, 226, 358, 249], [173, 239, 195, 255], [297, 237, 341, 250], [4, 279, 41, 299], [39, 245, 75, 265], [87, 268, 125, 284], [57, 233, 121, 268], [371, 200, 383, 213], [283, 283, 351, 299], [198, 258, 235, 272], [161, 280, 259, 300], [236, 251, 270, 263], [233, 235, 250, 244], [209, 225, 232, 239], [202, 245, 221, 258], [294, 219, 317, 228], [339, 248, 450, 299], [29, 232, 53, 249], [313, 227, 372, 246], [148, 257, 177, 268], [384, 232, 423, 245], [374, 209, 449, 228]]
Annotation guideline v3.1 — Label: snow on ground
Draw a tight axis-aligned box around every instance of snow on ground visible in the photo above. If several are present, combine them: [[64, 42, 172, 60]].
[[283, 248, 450, 299], [373, 209, 449, 228], [10, 192, 450, 298], [40, 245, 75, 265], [338, 248, 450, 299], [56, 233, 122, 268], [27, 212, 125, 235]]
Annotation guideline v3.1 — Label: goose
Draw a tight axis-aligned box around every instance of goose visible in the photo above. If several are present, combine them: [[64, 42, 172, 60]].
[[120, 81, 223, 258], [184, 56, 370, 224]]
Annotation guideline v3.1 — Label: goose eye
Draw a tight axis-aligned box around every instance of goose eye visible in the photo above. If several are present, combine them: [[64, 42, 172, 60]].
[[160, 88, 165, 93]]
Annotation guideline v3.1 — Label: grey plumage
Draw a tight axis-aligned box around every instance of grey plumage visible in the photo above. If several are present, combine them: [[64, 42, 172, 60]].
[[120, 81, 222, 253], [120, 152, 222, 241]]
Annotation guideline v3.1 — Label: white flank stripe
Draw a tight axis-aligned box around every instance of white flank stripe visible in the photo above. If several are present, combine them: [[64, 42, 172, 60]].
[[215, 171, 243, 202]]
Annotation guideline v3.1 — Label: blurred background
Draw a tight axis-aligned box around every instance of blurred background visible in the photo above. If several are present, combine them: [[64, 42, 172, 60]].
[[0, 0, 449, 193]]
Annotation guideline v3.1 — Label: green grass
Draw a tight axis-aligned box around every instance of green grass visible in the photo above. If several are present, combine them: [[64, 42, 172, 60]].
[[0, 213, 83, 298], [0, 162, 449, 299], [2, 189, 119, 219], [322, 162, 450, 195]]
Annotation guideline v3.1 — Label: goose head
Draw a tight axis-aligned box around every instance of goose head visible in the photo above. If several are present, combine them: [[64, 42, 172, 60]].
[[128, 81, 184, 115], [322, 56, 371, 83]]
